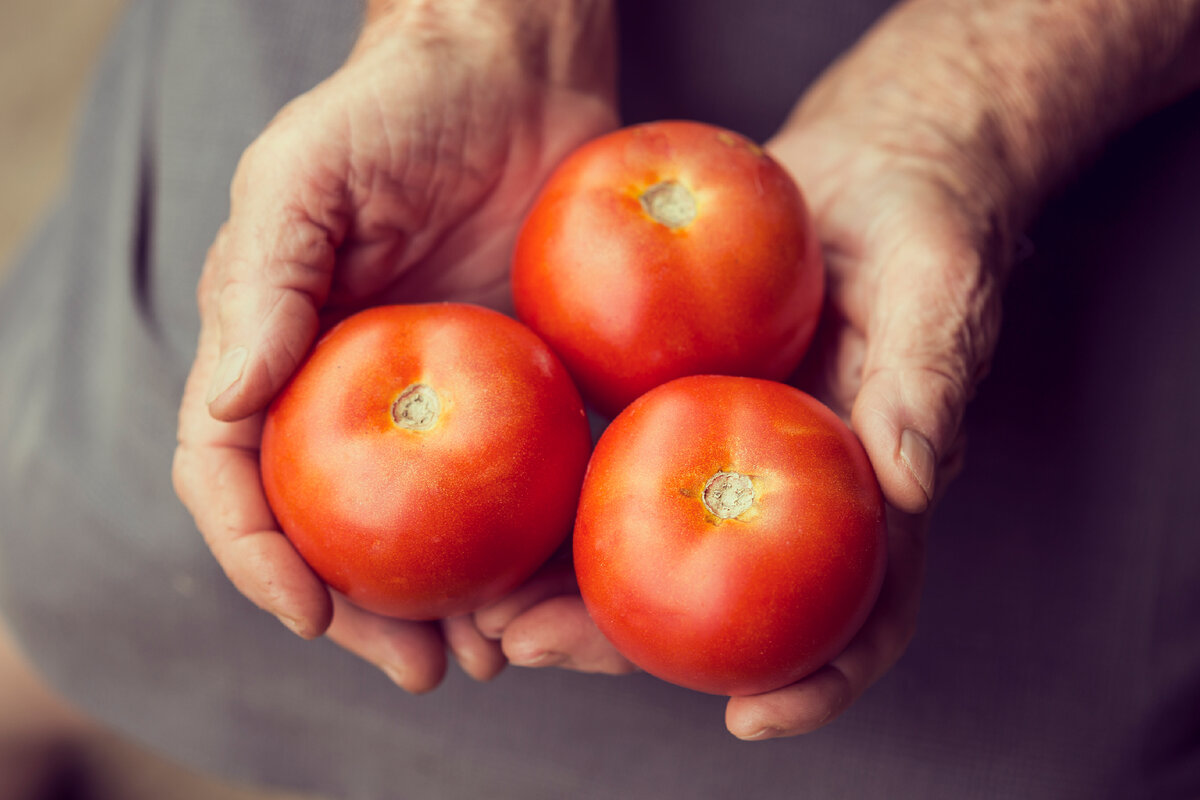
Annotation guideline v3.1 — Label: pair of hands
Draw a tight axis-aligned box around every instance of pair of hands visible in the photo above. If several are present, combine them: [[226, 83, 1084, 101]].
[[173, 1, 1009, 740]]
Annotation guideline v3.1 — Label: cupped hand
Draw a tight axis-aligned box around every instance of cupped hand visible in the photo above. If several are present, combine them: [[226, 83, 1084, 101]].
[[479, 32, 1017, 735], [172, 1, 617, 692]]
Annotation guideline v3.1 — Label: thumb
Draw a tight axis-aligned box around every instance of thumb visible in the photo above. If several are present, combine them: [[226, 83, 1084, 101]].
[[202, 142, 347, 421], [850, 246, 1002, 514]]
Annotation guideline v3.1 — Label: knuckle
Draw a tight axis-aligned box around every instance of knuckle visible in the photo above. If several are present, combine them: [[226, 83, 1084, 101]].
[[170, 445, 196, 511], [197, 224, 232, 314], [230, 136, 273, 202]]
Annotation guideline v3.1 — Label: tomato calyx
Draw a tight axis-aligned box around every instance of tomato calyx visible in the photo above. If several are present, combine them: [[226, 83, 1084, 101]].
[[702, 470, 755, 520], [391, 383, 440, 430], [638, 180, 696, 229]]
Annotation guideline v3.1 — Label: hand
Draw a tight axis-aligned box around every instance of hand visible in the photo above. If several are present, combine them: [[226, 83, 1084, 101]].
[[476, 6, 1020, 734], [717, 0, 1200, 739], [475, 114, 995, 730], [172, 0, 617, 692], [721, 119, 987, 737]]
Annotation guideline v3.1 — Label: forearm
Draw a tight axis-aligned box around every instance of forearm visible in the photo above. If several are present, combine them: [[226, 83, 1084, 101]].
[[789, 0, 1200, 239], [928, 0, 1200, 222]]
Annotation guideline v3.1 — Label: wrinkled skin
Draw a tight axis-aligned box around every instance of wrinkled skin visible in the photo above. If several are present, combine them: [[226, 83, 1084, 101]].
[[478, 8, 1016, 738], [175, 0, 1200, 738], [175, 0, 999, 724], [173, 1, 618, 692], [478, 107, 993, 736]]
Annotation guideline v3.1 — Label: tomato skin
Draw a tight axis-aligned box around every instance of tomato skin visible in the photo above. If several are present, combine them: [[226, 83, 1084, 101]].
[[512, 120, 824, 418], [574, 375, 886, 696], [260, 303, 593, 621]]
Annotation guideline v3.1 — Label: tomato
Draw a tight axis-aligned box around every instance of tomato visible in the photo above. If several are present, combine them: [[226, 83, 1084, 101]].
[[511, 120, 824, 418], [574, 375, 886, 696], [260, 303, 593, 621]]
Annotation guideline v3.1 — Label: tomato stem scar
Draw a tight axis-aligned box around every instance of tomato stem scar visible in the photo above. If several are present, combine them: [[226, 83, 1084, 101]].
[[392, 383, 440, 430], [639, 180, 696, 229], [702, 471, 754, 519]]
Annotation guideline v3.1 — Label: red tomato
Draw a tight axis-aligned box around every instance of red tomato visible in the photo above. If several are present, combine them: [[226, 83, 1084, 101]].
[[260, 303, 592, 620], [574, 375, 886, 696], [512, 120, 824, 417]]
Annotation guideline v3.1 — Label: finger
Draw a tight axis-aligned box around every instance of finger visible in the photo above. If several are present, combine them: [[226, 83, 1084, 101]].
[[790, 301, 866, 420], [174, 298, 333, 638], [725, 665, 852, 740], [325, 594, 448, 694], [851, 234, 1001, 513], [502, 595, 638, 675], [726, 507, 928, 739], [203, 125, 351, 421], [472, 562, 579, 640], [173, 441, 333, 638], [442, 615, 507, 682]]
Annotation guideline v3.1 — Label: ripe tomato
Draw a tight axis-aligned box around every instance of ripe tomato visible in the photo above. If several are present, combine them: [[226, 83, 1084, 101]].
[[260, 303, 593, 620], [511, 120, 824, 418], [574, 375, 886, 696]]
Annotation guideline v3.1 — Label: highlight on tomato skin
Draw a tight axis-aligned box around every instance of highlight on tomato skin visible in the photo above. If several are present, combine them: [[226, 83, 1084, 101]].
[[573, 375, 887, 697], [259, 302, 594, 621], [511, 119, 825, 419]]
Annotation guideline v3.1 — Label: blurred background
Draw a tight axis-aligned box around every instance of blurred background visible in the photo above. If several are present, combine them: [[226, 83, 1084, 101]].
[[0, 0, 120, 270], [0, 2, 312, 798]]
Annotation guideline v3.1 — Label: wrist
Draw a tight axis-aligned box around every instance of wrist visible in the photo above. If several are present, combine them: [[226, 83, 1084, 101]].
[[784, 0, 1200, 244], [949, 0, 1200, 226], [357, 0, 616, 98]]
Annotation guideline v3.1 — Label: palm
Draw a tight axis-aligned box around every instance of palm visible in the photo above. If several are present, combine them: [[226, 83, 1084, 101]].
[[241, 50, 617, 320], [480, 126, 1000, 735], [769, 126, 994, 506], [175, 14, 617, 692], [715, 130, 994, 737]]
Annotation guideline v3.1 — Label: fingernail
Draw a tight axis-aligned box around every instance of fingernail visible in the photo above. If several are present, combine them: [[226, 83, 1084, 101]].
[[207, 346, 248, 404], [278, 614, 306, 637], [900, 428, 935, 502], [514, 650, 562, 667], [737, 726, 781, 742], [381, 664, 409, 688], [453, 647, 481, 675]]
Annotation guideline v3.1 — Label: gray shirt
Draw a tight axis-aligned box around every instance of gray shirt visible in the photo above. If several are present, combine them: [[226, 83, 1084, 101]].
[[2, 1, 1198, 797]]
